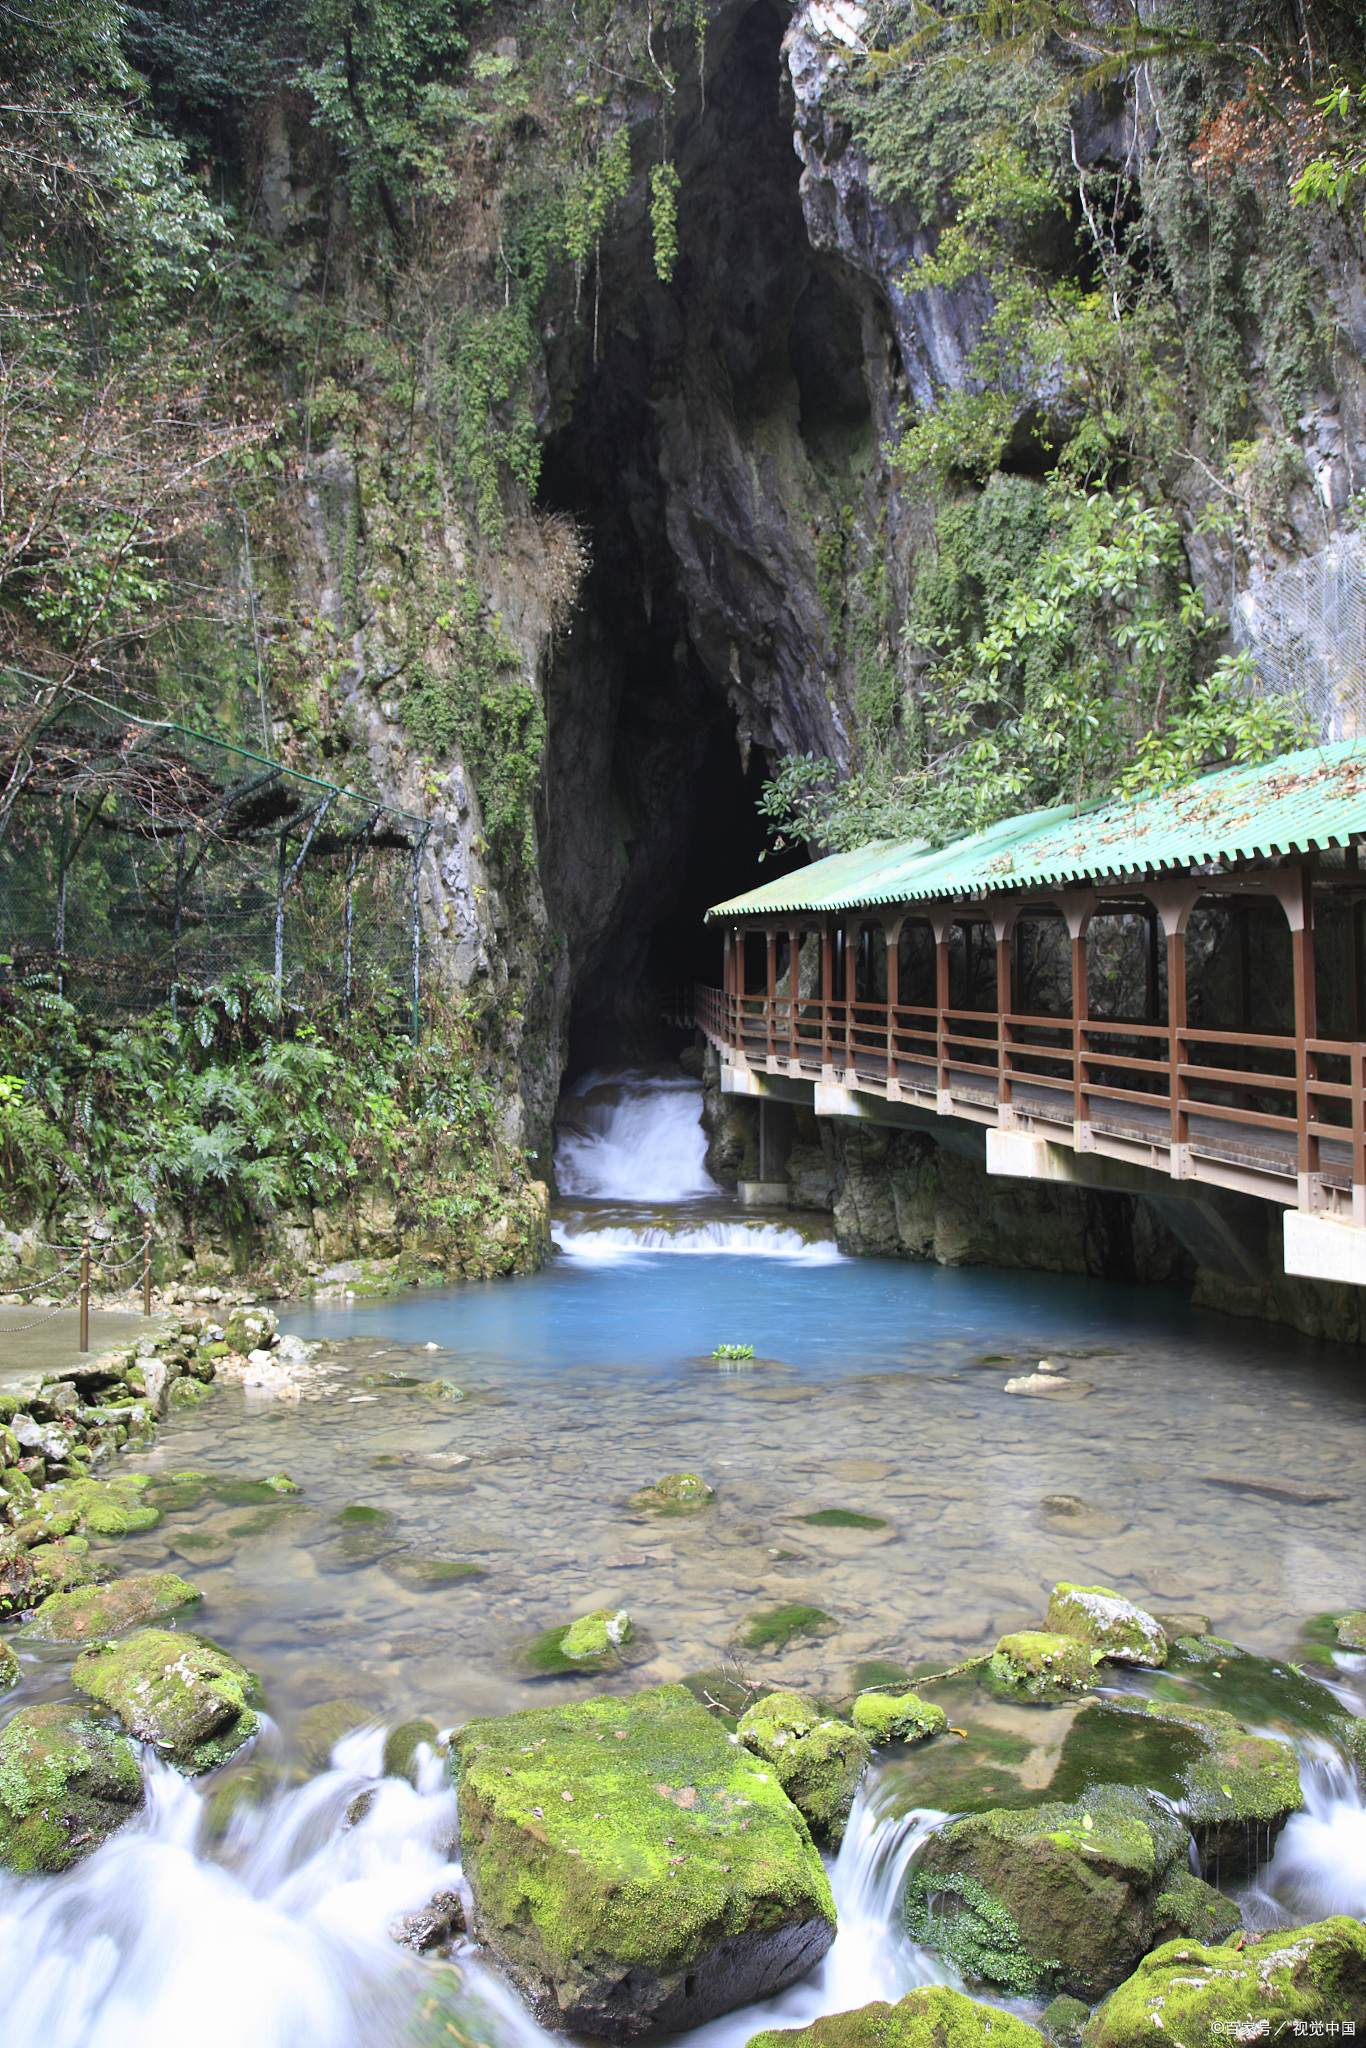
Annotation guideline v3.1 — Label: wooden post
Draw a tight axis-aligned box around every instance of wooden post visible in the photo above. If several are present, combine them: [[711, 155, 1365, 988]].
[[1292, 863, 1318, 1208], [765, 929, 777, 1063], [1144, 905, 1160, 1024], [845, 919, 857, 1076], [1167, 929, 1188, 1170], [788, 926, 800, 1066], [1071, 929, 1088, 1134], [79, 1238, 90, 1353], [885, 917, 900, 1093], [992, 902, 1016, 1125], [821, 920, 833, 1074], [142, 1218, 152, 1317], [934, 914, 952, 1110]]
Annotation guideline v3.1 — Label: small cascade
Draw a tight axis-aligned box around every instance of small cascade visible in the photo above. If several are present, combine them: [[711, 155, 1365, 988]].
[[684, 1788, 956, 2048], [554, 1068, 719, 1202], [551, 1215, 842, 1261], [0, 1732, 542, 2048], [1244, 1741, 1366, 1928]]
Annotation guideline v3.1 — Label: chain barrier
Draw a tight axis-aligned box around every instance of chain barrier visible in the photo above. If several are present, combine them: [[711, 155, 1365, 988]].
[[0, 1224, 154, 1350], [0, 1286, 83, 1333]]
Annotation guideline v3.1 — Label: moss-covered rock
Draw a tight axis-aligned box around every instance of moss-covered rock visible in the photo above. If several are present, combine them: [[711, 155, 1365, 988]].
[[1147, 1868, 1242, 1947], [453, 1682, 837, 2038], [72, 1627, 261, 1772], [0, 1637, 17, 1689], [0, 1536, 101, 1617], [1336, 1609, 1366, 1650], [1039, 1995, 1089, 2047], [851, 1691, 947, 1746], [518, 1609, 631, 1675], [296, 1697, 371, 1770], [1082, 1918, 1366, 2044], [745, 1986, 1045, 2048], [0, 1701, 142, 1872], [28, 1473, 160, 1538], [1121, 1699, 1302, 1876], [737, 1690, 872, 1846], [1045, 1586, 1167, 1668], [168, 1376, 213, 1409], [906, 1784, 1190, 2000], [628, 1473, 715, 1515], [988, 1631, 1095, 1699], [738, 1604, 832, 1651], [384, 1718, 440, 1785], [18, 1571, 201, 1643]]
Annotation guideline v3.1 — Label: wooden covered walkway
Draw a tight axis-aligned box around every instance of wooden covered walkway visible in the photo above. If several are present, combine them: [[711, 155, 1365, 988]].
[[685, 740, 1366, 1288]]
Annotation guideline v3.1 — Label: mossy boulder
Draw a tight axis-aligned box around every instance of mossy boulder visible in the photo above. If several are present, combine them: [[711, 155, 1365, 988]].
[[72, 1627, 261, 1772], [1039, 1996, 1089, 2047], [737, 1690, 872, 1846], [384, 1718, 440, 1785], [1046, 1585, 1167, 1668], [1082, 1918, 1366, 2045], [168, 1376, 213, 1409], [1336, 1609, 1366, 1650], [1121, 1699, 1302, 1876], [745, 1987, 1045, 2048], [906, 1784, 1190, 1999], [29, 1473, 160, 1538], [628, 1473, 714, 1515], [296, 1697, 372, 1770], [738, 1604, 832, 1652], [0, 1536, 101, 1617], [1147, 1868, 1242, 1947], [518, 1609, 630, 1676], [851, 1691, 947, 1746], [0, 1701, 142, 1872], [0, 1637, 17, 1689], [988, 1631, 1095, 1699], [18, 1571, 201, 1642], [453, 1682, 837, 2038]]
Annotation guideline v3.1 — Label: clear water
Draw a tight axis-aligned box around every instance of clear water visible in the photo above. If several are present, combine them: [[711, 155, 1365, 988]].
[[4, 1069, 1366, 2045]]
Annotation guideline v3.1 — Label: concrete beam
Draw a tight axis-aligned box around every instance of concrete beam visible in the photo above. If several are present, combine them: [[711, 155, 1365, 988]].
[[1284, 1211, 1366, 1287], [719, 1065, 813, 1106], [738, 1182, 790, 1208]]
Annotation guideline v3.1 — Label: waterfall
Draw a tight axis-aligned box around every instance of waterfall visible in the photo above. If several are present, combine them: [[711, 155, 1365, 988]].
[[551, 1217, 843, 1261], [1243, 1741, 1366, 1928], [554, 1069, 719, 1203], [0, 1746, 949, 2048]]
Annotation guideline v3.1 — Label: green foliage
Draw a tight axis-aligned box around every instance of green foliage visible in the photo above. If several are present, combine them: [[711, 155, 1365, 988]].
[[711, 1342, 754, 1360], [1295, 80, 1366, 226], [0, 966, 528, 1259], [650, 160, 680, 283], [1122, 652, 1312, 793], [403, 579, 545, 865]]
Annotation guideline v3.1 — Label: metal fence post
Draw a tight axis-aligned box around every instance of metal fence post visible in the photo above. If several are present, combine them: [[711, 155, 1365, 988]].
[[79, 1238, 90, 1352]]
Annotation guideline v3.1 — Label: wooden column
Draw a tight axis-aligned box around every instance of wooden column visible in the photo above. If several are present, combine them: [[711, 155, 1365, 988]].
[[1146, 884, 1201, 1179], [933, 912, 953, 1112], [820, 919, 834, 1076], [991, 901, 1018, 1126], [1347, 851, 1364, 1223], [765, 927, 777, 1064], [1057, 892, 1095, 1146], [722, 930, 733, 1044], [844, 918, 858, 1076], [788, 925, 801, 1066], [885, 916, 901, 1096], [1291, 863, 1318, 1209]]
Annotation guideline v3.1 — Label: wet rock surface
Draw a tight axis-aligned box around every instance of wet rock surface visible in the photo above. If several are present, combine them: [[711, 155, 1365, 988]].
[[453, 1682, 837, 2039], [16, 1569, 201, 1642], [0, 1701, 142, 1872], [72, 1627, 262, 1772], [736, 1689, 872, 1845], [744, 1986, 1046, 2047], [1082, 1917, 1366, 2044]]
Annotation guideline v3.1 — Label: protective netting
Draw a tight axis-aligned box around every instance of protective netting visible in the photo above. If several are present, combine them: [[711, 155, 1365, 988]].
[[1234, 533, 1366, 742], [0, 690, 427, 1028]]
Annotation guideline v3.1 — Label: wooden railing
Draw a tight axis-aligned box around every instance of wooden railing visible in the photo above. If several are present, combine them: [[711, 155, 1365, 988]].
[[689, 985, 1366, 1202]]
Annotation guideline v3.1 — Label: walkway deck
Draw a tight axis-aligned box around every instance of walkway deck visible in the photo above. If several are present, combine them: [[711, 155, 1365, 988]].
[[690, 740, 1366, 1288]]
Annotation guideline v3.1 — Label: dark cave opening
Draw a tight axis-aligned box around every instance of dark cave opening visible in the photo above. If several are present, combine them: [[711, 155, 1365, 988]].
[[537, 0, 823, 1081]]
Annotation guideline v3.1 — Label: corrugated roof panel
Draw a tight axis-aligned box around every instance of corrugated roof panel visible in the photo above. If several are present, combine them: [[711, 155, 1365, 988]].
[[706, 738, 1366, 919]]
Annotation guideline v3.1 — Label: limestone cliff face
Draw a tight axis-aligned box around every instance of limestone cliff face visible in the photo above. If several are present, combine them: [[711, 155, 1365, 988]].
[[243, 0, 1366, 1273]]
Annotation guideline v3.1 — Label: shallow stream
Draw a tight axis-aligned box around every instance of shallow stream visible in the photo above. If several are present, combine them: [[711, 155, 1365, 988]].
[[4, 1069, 1366, 2043]]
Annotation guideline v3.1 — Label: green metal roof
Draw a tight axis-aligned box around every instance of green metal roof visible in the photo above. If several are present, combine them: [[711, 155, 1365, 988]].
[[707, 737, 1366, 919]]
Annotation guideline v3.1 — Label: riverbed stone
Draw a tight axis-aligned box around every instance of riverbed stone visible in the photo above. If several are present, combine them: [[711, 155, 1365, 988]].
[[72, 1627, 261, 1771], [0, 1701, 143, 1872], [0, 1638, 17, 1689], [453, 1681, 837, 2038], [628, 1472, 715, 1514], [988, 1630, 1095, 1698], [519, 1609, 630, 1675], [17, 1571, 201, 1642], [737, 1690, 872, 1845], [1039, 1996, 1089, 2047], [906, 1783, 1190, 1999], [0, 1536, 101, 1617], [850, 1691, 947, 1746], [1336, 1608, 1366, 1649], [561, 1608, 632, 1659], [1082, 1917, 1366, 2044], [29, 1472, 160, 1538], [1122, 1699, 1301, 1876], [384, 1718, 440, 1784], [745, 1987, 1046, 2048], [1147, 1868, 1242, 1946], [1046, 1585, 1167, 1667], [296, 1697, 372, 1770]]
